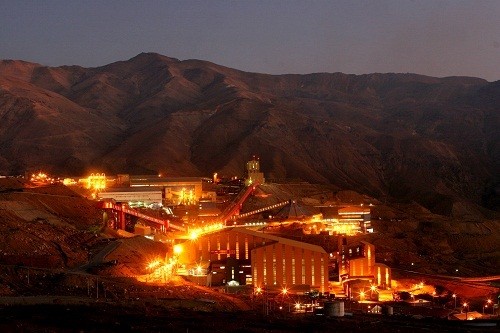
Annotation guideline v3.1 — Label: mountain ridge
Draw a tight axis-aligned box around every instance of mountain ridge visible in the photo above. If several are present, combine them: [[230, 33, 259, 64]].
[[0, 53, 498, 215]]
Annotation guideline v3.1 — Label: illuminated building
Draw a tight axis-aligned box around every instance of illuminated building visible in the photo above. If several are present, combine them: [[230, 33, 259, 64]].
[[251, 233, 329, 293], [245, 157, 265, 186], [320, 206, 372, 235], [180, 228, 329, 292], [62, 178, 77, 186], [337, 206, 372, 233], [98, 187, 163, 206], [128, 176, 203, 203], [82, 173, 107, 190], [336, 238, 391, 298], [111, 175, 216, 205], [28, 171, 58, 185]]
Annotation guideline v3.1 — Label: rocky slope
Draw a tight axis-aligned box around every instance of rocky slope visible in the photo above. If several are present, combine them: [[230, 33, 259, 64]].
[[0, 178, 102, 268], [0, 53, 498, 215]]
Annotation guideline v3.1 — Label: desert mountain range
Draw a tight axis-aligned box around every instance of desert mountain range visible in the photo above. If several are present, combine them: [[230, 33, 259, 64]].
[[0, 53, 498, 215]]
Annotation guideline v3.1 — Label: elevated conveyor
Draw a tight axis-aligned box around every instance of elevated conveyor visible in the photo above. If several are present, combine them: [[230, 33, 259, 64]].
[[234, 200, 290, 220], [219, 184, 259, 223], [98, 200, 185, 232]]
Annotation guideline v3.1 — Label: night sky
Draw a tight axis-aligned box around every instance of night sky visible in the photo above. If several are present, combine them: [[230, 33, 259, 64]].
[[1, 0, 499, 81]]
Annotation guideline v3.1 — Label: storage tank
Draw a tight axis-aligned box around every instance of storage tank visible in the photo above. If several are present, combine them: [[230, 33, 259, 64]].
[[324, 301, 344, 317]]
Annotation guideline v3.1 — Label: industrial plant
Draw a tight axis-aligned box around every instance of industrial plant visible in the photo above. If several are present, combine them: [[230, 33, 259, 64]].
[[1, 157, 498, 331]]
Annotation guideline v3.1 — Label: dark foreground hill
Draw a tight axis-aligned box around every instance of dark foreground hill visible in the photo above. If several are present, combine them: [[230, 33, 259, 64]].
[[0, 53, 498, 215]]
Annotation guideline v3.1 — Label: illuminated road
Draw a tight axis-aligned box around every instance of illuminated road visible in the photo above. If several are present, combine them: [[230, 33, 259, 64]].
[[392, 268, 499, 287], [459, 275, 500, 282]]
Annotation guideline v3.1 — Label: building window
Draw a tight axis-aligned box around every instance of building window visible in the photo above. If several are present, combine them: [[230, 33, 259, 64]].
[[263, 248, 267, 285], [301, 258, 305, 284], [253, 267, 257, 285], [292, 249, 296, 285], [217, 238, 221, 261], [282, 245, 286, 285], [272, 246, 277, 285], [283, 258, 286, 285], [236, 240, 240, 260], [245, 237, 249, 260], [311, 257, 315, 286], [321, 257, 325, 292]]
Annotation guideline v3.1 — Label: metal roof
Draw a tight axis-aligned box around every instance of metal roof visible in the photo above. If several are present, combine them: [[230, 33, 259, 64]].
[[101, 187, 162, 193], [227, 227, 327, 254]]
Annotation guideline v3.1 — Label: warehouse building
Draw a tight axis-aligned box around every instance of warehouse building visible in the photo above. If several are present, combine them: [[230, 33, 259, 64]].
[[98, 187, 163, 206], [179, 229, 390, 296], [180, 228, 329, 292], [337, 206, 372, 233], [100, 175, 217, 205]]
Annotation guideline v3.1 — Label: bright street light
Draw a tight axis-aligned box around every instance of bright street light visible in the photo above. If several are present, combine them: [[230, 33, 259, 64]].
[[189, 230, 199, 240], [487, 299, 493, 314], [173, 244, 183, 255]]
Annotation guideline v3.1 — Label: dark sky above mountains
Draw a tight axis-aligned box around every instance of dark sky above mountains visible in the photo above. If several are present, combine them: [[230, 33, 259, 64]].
[[0, 0, 499, 81]]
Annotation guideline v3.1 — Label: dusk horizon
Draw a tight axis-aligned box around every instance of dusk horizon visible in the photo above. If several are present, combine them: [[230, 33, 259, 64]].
[[1, 1, 499, 81], [3, 50, 499, 82]]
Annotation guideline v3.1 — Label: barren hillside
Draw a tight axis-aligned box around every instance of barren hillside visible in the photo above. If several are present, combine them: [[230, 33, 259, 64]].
[[0, 53, 498, 215], [0, 178, 102, 268]]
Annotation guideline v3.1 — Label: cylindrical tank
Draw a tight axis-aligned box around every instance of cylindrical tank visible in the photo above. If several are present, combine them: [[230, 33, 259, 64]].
[[333, 301, 345, 317], [325, 301, 344, 317]]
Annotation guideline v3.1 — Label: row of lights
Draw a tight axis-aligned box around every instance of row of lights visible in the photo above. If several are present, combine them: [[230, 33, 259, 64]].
[[237, 202, 288, 219], [359, 285, 379, 300], [450, 293, 494, 316], [188, 223, 225, 240], [254, 286, 288, 295], [143, 254, 180, 284], [244, 222, 267, 226], [255, 286, 324, 313]]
